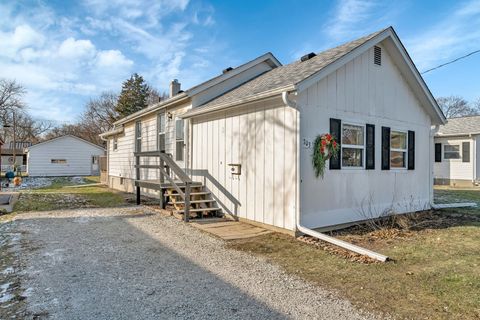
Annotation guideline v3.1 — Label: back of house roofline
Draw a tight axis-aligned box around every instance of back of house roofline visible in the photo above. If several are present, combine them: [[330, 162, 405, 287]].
[[110, 52, 282, 127], [105, 26, 445, 133]]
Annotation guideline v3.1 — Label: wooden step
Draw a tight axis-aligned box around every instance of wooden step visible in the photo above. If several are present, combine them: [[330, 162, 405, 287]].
[[167, 192, 210, 197], [173, 207, 221, 214], [168, 199, 215, 204]]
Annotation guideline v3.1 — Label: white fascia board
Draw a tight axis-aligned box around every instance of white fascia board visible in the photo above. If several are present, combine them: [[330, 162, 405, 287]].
[[181, 85, 295, 119], [186, 53, 282, 96]]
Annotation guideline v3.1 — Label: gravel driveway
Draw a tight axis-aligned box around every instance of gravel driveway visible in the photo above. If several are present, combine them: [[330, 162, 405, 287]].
[[4, 207, 377, 319]]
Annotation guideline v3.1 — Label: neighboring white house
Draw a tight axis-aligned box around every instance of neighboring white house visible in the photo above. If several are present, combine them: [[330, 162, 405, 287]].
[[26, 135, 106, 177], [101, 26, 446, 232], [434, 115, 480, 187]]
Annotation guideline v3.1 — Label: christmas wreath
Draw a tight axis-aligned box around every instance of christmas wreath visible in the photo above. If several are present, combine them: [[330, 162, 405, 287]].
[[312, 133, 340, 178]]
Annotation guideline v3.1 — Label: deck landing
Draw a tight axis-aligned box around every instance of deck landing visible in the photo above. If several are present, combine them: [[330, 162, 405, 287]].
[[191, 219, 272, 240]]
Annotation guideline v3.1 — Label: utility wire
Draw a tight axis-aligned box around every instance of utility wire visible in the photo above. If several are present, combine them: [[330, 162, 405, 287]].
[[421, 49, 480, 74]]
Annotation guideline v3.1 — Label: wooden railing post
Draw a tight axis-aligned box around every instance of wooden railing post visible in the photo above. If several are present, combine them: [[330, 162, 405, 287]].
[[184, 182, 190, 222], [135, 153, 140, 205], [159, 151, 165, 209]]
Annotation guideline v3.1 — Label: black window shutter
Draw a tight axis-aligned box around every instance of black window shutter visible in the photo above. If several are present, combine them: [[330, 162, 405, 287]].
[[329, 118, 341, 170], [434, 143, 442, 162], [408, 130, 415, 170], [381, 126, 390, 170], [462, 142, 470, 163], [365, 124, 375, 170]]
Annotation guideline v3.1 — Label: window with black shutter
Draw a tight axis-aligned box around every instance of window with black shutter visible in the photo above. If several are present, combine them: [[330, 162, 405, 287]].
[[462, 142, 470, 163], [329, 118, 341, 170], [408, 130, 415, 170], [381, 127, 390, 170], [434, 143, 442, 162], [365, 124, 375, 169]]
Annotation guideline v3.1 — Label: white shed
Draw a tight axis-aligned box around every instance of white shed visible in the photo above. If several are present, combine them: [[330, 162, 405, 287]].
[[26, 135, 105, 177]]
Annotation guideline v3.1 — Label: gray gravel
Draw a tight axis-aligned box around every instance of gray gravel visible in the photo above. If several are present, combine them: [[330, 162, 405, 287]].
[[9, 207, 377, 319]]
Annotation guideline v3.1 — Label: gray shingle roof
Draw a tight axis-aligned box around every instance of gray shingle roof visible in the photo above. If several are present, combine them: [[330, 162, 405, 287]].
[[437, 115, 480, 135], [198, 28, 386, 109]]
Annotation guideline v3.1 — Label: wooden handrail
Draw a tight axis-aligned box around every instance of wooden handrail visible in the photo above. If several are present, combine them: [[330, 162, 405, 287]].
[[135, 150, 192, 221]]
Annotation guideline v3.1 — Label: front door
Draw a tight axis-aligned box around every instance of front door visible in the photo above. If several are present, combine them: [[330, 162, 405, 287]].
[[91, 156, 99, 175], [174, 117, 185, 169]]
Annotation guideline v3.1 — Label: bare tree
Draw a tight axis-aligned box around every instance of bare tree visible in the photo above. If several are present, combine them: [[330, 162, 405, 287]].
[[0, 79, 25, 115], [146, 87, 168, 106], [437, 96, 479, 118], [81, 92, 119, 132]]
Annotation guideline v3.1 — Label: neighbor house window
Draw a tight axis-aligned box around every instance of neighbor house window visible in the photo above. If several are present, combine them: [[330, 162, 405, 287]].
[[157, 112, 166, 152], [113, 136, 118, 151], [390, 131, 407, 168], [135, 121, 142, 152], [51, 159, 67, 164], [341, 123, 365, 168], [444, 144, 460, 160], [175, 118, 184, 161]]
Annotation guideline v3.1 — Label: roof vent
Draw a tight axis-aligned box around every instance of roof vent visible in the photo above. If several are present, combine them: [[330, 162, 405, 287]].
[[222, 67, 233, 74], [300, 52, 316, 62], [374, 46, 381, 66]]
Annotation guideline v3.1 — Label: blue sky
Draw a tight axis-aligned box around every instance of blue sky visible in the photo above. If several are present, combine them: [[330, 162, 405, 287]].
[[0, 0, 479, 123]]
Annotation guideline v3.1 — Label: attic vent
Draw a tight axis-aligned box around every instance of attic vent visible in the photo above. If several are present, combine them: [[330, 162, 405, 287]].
[[300, 52, 316, 62], [222, 67, 233, 74], [374, 46, 382, 66]]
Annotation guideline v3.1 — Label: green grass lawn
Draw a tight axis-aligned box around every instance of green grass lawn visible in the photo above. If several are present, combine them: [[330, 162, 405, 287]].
[[228, 187, 480, 320], [12, 176, 128, 213]]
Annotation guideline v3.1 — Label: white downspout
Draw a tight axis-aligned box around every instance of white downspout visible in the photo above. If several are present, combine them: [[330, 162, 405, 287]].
[[430, 125, 440, 205], [283, 90, 388, 263]]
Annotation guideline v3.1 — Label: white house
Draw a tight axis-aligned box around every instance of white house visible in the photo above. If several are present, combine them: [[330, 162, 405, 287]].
[[434, 115, 480, 187], [101, 26, 446, 232], [26, 135, 106, 177]]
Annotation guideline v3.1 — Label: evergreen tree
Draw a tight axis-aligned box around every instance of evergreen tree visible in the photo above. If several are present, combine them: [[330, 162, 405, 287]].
[[116, 73, 149, 117]]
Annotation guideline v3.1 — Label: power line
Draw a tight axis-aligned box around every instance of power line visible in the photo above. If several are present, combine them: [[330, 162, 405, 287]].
[[421, 49, 480, 74]]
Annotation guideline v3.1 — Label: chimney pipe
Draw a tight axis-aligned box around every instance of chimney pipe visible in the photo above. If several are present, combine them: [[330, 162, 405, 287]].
[[169, 79, 181, 98]]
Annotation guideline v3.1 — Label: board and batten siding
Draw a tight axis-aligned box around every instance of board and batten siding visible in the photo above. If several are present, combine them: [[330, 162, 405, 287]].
[[298, 43, 433, 229], [27, 136, 105, 177], [190, 97, 298, 231], [434, 136, 476, 181]]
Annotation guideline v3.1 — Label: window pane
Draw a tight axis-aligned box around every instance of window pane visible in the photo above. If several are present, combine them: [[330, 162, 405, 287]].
[[444, 145, 459, 152], [390, 151, 406, 168], [176, 141, 184, 161], [342, 148, 363, 167], [444, 145, 460, 159], [158, 134, 165, 152], [158, 113, 166, 133], [444, 152, 460, 159], [176, 119, 184, 140], [342, 124, 364, 145], [391, 131, 406, 149]]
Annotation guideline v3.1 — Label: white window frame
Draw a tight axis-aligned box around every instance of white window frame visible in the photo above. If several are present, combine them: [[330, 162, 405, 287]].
[[390, 130, 408, 169], [135, 120, 142, 153], [157, 112, 166, 152], [175, 118, 185, 161], [113, 136, 118, 151], [443, 144, 461, 161], [341, 122, 366, 169]]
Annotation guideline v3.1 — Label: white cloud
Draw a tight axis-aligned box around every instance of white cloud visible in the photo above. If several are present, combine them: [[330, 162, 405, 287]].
[[325, 0, 378, 40], [96, 50, 133, 68], [58, 38, 96, 60], [406, 0, 480, 70]]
